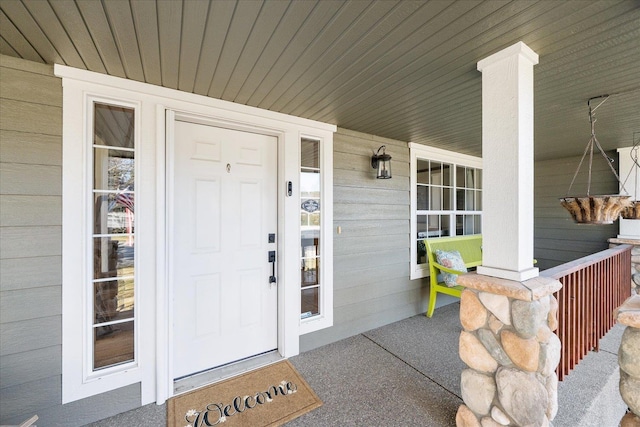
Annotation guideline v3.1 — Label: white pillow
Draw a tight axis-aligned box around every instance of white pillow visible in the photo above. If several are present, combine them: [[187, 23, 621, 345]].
[[434, 249, 467, 287]]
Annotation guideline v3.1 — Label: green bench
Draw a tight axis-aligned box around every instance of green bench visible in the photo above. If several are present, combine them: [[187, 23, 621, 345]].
[[424, 234, 483, 317]]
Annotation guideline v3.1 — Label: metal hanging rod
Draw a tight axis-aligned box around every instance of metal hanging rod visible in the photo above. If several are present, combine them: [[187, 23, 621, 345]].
[[588, 95, 610, 115], [587, 86, 640, 107], [566, 91, 630, 197]]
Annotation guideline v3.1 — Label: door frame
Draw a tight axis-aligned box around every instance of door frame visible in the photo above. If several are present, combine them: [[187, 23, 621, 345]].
[[55, 64, 335, 406], [158, 102, 334, 403], [163, 109, 292, 397]]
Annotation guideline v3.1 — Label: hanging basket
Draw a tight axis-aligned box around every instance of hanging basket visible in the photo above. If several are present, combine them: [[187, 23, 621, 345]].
[[560, 95, 630, 224], [621, 200, 640, 219], [560, 195, 631, 224]]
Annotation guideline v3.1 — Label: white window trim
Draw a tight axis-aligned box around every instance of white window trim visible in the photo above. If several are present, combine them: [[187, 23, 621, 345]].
[[299, 133, 333, 335], [61, 88, 144, 403], [409, 143, 483, 280], [57, 64, 335, 405]]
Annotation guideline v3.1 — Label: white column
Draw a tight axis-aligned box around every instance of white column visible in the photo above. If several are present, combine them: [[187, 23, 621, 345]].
[[618, 147, 640, 239], [476, 42, 539, 282]]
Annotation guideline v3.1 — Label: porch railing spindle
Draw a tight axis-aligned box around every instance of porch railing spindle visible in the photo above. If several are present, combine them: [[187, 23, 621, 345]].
[[542, 244, 632, 380]]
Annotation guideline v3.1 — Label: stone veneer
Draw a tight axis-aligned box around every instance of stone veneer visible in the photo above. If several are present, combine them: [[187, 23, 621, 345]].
[[609, 238, 640, 295], [614, 294, 640, 427], [454, 273, 563, 427]]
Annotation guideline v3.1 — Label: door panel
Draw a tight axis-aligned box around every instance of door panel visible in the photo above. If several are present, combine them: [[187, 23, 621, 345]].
[[239, 268, 262, 326], [239, 180, 261, 246], [195, 275, 221, 337], [172, 120, 278, 379], [194, 179, 221, 251]]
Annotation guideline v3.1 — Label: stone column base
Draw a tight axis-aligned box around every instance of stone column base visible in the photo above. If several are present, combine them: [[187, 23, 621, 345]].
[[620, 411, 640, 427], [455, 273, 562, 427], [609, 238, 640, 295], [615, 295, 640, 424]]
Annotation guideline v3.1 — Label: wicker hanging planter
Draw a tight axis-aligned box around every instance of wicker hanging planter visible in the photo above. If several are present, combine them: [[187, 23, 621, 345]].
[[620, 132, 640, 219], [621, 201, 640, 219], [560, 195, 630, 224], [560, 95, 631, 224]]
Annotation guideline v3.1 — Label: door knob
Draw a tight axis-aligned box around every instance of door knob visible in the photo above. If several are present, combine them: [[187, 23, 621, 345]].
[[268, 251, 276, 283]]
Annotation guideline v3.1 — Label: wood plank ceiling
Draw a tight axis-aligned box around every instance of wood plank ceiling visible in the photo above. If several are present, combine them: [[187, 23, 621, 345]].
[[1, 0, 639, 161]]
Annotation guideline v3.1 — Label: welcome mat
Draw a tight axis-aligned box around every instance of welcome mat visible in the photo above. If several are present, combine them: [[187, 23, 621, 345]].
[[167, 360, 322, 427]]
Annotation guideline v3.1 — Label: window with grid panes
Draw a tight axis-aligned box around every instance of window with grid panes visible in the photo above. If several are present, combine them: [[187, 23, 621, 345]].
[[300, 137, 321, 320], [92, 102, 136, 370], [410, 144, 482, 279]]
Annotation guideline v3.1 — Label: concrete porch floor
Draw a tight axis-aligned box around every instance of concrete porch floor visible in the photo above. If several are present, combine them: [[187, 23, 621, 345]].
[[87, 302, 628, 426]]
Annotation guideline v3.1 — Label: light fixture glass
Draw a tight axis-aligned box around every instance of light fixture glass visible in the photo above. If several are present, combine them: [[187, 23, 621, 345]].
[[371, 145, 392, 179]]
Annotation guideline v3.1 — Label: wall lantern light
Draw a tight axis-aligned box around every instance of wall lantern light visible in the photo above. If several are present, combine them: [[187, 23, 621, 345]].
[[371, 145, 392, 179]]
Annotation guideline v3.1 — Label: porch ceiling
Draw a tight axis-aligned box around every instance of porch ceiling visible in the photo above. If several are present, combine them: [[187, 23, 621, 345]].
[[1, 0, 638, 161]]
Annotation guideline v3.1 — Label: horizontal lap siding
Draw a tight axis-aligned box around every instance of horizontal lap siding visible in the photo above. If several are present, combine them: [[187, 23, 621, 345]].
[[534, 155, 619, 270], [300, 128, 429, 352], [0, 55, 65, 424], [0, 55, 139, 426], [0, 256, 61, 291]]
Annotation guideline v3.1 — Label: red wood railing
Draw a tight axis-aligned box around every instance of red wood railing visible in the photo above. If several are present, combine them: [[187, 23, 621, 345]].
[[541, 244, 632, 381]]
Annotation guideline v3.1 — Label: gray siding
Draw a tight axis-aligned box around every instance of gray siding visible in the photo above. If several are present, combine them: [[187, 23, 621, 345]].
[[0, 55, 139, 426], [0, 54, 63, 424], [3, 50, 622, 423], [299, 128, 453, 352], [534, 154, 619, 271]]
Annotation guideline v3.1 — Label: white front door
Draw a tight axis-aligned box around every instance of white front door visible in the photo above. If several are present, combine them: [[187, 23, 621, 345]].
[[172, 120, 278, 379]]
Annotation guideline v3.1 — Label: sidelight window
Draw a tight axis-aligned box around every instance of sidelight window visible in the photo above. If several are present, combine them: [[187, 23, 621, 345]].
[[298, 133, 333, 335], [91, 103, 136, 370], [300, 137, 321, 320], [62, 92, 142, 404]]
